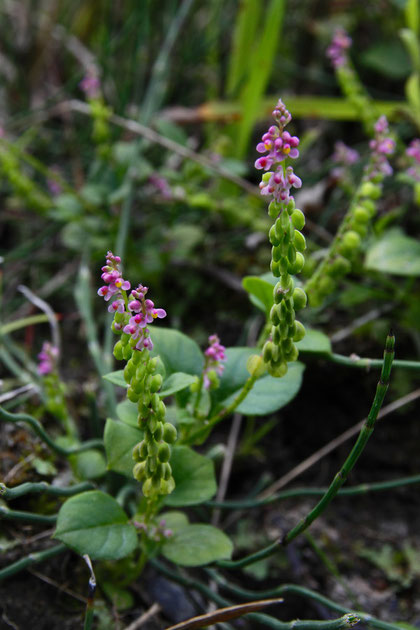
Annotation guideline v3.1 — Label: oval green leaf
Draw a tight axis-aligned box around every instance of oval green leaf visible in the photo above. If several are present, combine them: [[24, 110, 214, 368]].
[[165, 445, 217, 507], [104, 418, 142, 477], [54, 490, 137, 560], [160, 372, 197, 397], [296, 328, 332, 355], [365, 229, 420, 276], [150, 328, 204, 376], [162, 524, 233, 566], [103, 370, 127, 388]]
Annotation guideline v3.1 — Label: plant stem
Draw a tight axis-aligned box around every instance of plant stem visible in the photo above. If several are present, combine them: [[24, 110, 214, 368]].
[[0, 481, 95, 500], [205, 473, 420, 509], [0, 406, 104, 456], [0, 544, 67, 581], [301, 351, 420, 373], [217, 333, 395, 568], [186, 374, 258, 445], [0, 506, 57, 524], [0, 314, 50, 335]]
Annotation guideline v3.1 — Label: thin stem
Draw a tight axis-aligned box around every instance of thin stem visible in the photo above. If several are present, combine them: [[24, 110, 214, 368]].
[[0, 481, 95, 500], [320, 352, 419, 373], [205, 474, 420, 509], [0, 314, 50, 335], [206, 571, 404, 630], [217, 334, 395, 568], [186, 374, 257, 445], [0, 505, 57, 524], [0, 406, 104, 456], [0, 544, 67, 581]]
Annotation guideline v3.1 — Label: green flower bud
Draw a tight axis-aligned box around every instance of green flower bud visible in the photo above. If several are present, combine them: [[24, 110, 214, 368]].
[[147, 357, 158, 372], [268, 361, 288, 378], [286, 309, 295, 326], [270, 259, 281, 277], [139, 440, 148, 458], [269, 224, 281, 246], [113, 341, 124, 360], [329, 256, 351, 277], [292, 287, 307, 310], [293, 320, 306, 342], [284, 343, 299, 362], [287, 198, 296, 214], [268, 200, 282, 219], [160, 476, 175, 495], [351, 223, 367, 238], [146, 455, 157, 474], [150, 374, 163, 393], [163, 422, 177, 444], [282, 338, 293, 353], [163, 462, 172, 480], [263, 340, 274, 363], [272, 245, 282, 262], [287, 252, 305, 274], [133, 462, 146, 482], [287, 244, 296, 264], [339, 230, 361, 255], [112, 321, 123, 334], [291, 209, 305, 230], [246, 354, 266, 378], [280, 210, 290, 229], [280, 273, 293, 290], [353, 206, 370, 224], [158, 443, 171, 463], [127, 387, 140, 403], [142, 478, 153, 497], [157, 400, 166, 420], [273, 325, 281, 345], [154, 422, 163, 441], [122, 344, 132, 361], [318, 275, 335, 295], [148, 415, 158, 434], [360, 198, 376, 216], [151, 393, 160, 413], [270, 303, 281, 326], [124, 364, 135, 383], [273, 282, 284, 304], [189, 376, 200, 393], [360, 181, 380, 200], [294, 230, 306, 252]]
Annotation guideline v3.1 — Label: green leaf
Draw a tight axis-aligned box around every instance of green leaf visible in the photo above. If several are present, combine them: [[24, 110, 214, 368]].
[[162, 524, 233, 566], [54, 491, 137, 560], [221, 361, 305, 416], [242, 274, 276, 313], [296, 328, 332, 355], [104, 418, 142, 477], [103, 370, 127, 388], [117, 399, 139, 427], [150, 328, 204, 376], [69, 450, 107, 480], [365, 229, 420, 276], [361, 40, 410, 79], [160, 372, 197, 397], [212, 347, 255, 407], [160, 511, 190, 534], [165, 445, 217, 507]]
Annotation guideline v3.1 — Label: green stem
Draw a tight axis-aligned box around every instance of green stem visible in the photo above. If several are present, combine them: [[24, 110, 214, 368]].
[[305, 351, 420, 373], [0, 406, 104, 456], [186, 374, 258, 445], [0, 505, 57, 524], [218, 334, 395, 568], [150, 560, 359, 630], [0, 544, 67, 581], [205, 572, 404, 630], [0, 314, 50, 335], [205, 474, 420, 509], [0, 481, 95, 500]]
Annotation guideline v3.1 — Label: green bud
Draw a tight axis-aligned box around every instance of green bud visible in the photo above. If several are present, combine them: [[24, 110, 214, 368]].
[[158, 443, 171, 463], [147, 455, 157, 474], [268, 361, 288, 378], [163, 462, 172, 480], [160, 476, 175, 495], [329, 256, 351, 277], [339, 230, 361, 255], [287, 244, 296, 264], [280, 273, 292, 290], [133, 462, 146, 482], [127, 387, 140, 403], [142, 478, 153, 497], [286, 309, 295, 326], [291, 209, 305, 230], [163, 422, 177, 444], [151, 393, 160, 413], [282, 338, 293, 353], [270, 303, 281, 326], [280, 210, 290, 229], [272, 245, 282, 262], [124, 364, 135, 383], [293, 320, 306, 342], [288, 322, 297, 338], [132, 443, 142, 462], [292, 287, 307, 310], [351, 223, 367, 238], [294, 230, 306, 252], [287, 198, 295, 214], [113, 341, 124, 360], [360, 181, 381, 200], [149, 415, 158, 434], [287, 252, 305, 274], [280, 320, 289, 339], [268, 200, 282, 219], [273, 325, 281, 345], [284, 343, 299, 362], [353, 206, 369, 224], [157, 400, 166, 420], [263, 341, 274, 363], [154, 422, 163, 441], [360, 198, 375, 215], [122, 344, 132, 361], [273, 282, 284, 304], [270, 259, 281, 277], [189, 376, 200, 393], [131, 378, 144, 394], [269, 224, 281, 246], [150, 374, 163, 393], [139, 440, 148, 458], [147, 357, 158, 372], [246, 354, 266, 378]]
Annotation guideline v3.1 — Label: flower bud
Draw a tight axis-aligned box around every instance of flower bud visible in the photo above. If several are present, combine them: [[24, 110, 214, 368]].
[[158, 443, 171, 463], [127, 387, 140, 403], [360, 181, 380, 199], [133, 462, 146, 482], [294, 230, 306, 252], [353, 206, 369, 224], [272, 245, 282, 262], [268, 361, 288, 377], [150, 374, 163, 393], [292, 287, 307, 310], [268, 200, 282, 219], [339, 230, 361, 255], [293, 320, 306, 342], [154, 422, 163, 441], [163, 422, 177, 444], [291, 209, 305, 230], [113, 341, 124, 360], [270, 259, 281, 277], [263, 340, 274, 363], [270, 303, 281, 326], [287, 252, 305, 274], [246, 354, 266, 378], [269, 225, 281, 246]]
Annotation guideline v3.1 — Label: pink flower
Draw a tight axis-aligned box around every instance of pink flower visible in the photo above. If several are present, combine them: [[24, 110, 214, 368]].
[[327, 29, 352, 69], [203, 334, 226, 389], [37, 342, 59, 375]]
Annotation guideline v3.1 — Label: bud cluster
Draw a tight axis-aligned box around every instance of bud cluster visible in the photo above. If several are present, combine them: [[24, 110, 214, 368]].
[[306, 116, 395, 307], [255, 100, 307, 378], [37, 342, 75, 437], [98, 251, 177, 499], [203, 334, 226, 390]]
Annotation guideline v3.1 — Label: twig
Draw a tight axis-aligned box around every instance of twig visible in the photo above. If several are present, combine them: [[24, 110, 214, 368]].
[[17, 285, 60, 354], [0, 544, 67, 581], [0, 505, 57, 524], [212, 413, 243, 527], [329, 304, 394, 344], [0, 480, 95, 500], [122, 603, 161, 630], [0, 383, 38, 405], [28, 568, 87, 603], [260, 387, 420, 499]]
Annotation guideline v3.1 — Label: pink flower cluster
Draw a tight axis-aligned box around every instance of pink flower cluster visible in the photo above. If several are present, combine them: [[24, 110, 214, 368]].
[[98, 252, 166, 352], [203, 334, 226, 389], [367, 116, 395, 179], [327, 29, 352, 69], [79, 71, 101, 99], [255, 99, 301, 204], [37, 342, 59, 376], [331, 141, 359, 180], [406, 139, 420, 181]]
